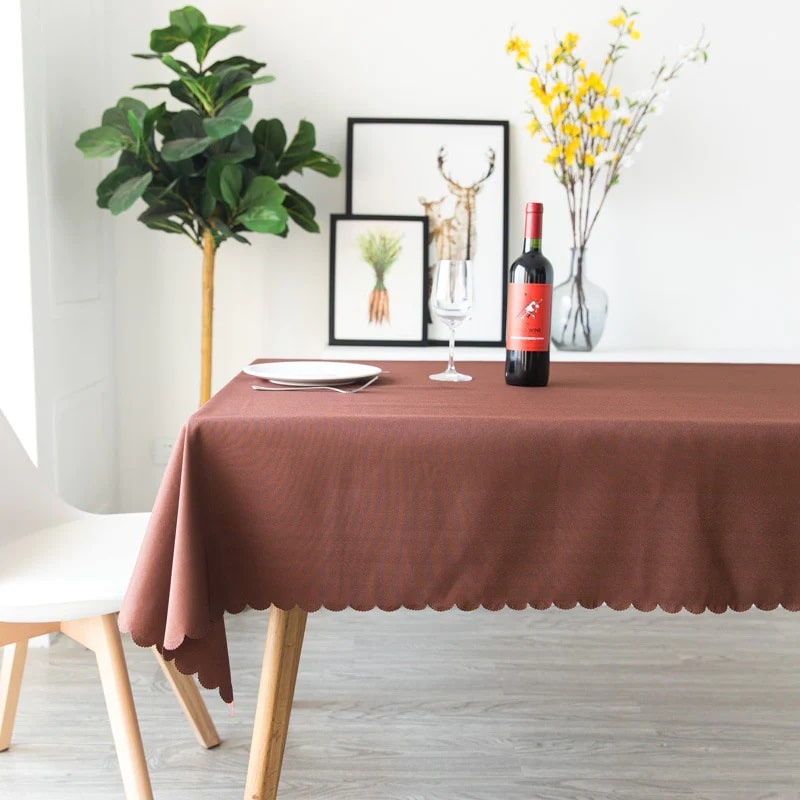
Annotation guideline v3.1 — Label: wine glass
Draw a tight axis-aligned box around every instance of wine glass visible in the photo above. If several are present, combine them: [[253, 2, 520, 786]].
[[429, 259, 474, 382]]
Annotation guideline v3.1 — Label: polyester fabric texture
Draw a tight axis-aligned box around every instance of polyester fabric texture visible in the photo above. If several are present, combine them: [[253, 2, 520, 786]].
[[118, 361, 800, 703]]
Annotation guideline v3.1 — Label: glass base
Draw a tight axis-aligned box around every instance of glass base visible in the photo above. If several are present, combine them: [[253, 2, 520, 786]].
[[429, 370, 472, 382]]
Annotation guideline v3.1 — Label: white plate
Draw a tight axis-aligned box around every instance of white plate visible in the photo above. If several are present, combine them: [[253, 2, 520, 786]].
[[244, 361, 382, 386]]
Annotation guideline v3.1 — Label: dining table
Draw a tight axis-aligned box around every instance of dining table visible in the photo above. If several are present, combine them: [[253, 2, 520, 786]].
[[118, 359, 800, 799]]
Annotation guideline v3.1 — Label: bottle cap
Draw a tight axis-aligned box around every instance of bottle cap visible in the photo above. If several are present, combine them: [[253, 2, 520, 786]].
[[524, 202, 543, 239]]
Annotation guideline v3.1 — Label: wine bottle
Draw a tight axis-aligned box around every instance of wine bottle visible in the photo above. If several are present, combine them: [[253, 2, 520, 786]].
[[504, 202, 554, 387]]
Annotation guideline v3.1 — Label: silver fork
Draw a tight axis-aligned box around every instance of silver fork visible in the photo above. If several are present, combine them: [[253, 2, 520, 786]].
[[251, 375, 380, 394]]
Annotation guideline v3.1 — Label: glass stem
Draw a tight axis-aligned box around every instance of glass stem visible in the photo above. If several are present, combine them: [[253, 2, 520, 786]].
[[447, 325, 457, 373]]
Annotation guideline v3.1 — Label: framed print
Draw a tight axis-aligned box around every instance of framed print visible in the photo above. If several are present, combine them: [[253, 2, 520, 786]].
[[346, 118, 509, 345], [329, 214, 428, 346]]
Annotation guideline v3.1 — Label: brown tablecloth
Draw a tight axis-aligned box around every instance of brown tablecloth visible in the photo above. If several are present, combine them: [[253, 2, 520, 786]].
[[118, 361, 800, 702]]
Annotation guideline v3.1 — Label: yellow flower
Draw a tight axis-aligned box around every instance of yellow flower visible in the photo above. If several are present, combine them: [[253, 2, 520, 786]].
[[576, 71, 607, 101], [588, 105, 610, 123], [584, 153, 596, 167], [544, 145, 563, 165], [579, 60, 587, 70], [563, 32, 579, 51], [562, 122, 581, 137], [609, 13, 626, 27], [505, 36, 531, 61], [610, 86, 621, 99], [545, 61, 553, 72], [565, 137, 581, 166], [627, 20, 640, 40], [589, 123, 610, 139], [552, 45, 563, 61], [529, 76, 548, 103], [551, 80, 570, 96], [629, 29, 641, 40], [526, 118, 540, 136]]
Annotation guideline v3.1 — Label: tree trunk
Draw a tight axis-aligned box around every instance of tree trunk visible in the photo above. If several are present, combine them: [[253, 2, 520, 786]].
[[199, 229, 216, 406]]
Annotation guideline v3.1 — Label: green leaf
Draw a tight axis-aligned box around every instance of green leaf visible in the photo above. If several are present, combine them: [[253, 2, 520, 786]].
[[214, 74, 275, 109], [168, 79, 200, 110], [213, 219, 251, 244], [127, 110, 144, 150], [101, 97, 149, 137], [190, 24, 245, 64], [109, 172, 153, 215], [237, 205, 288, 234], [171, 109, 205, 138], [303, 150, 342, 177], [277, 120, 316, 174], [138, 206, 190, 235], [150, 25, 189, 54], [96, 164, 147, 208], [253, 118, 285, 156], [161, 136, 213, 161], [215, 126, 255, 163], [142, 102, 167, 140], [208, 56, 267, 76], [170, 6, 207, 36], [162, 55, 214, 113], [199, 186, 216, 219], [203, 97, 252, 140], [161, 56, 200, 78], [132, 82, 173, 91], [206, 159, 225, 201], [219, 163, 243, 210], [76, 126, 127, 158], [251, 119, 285, 176], [240, 175, 284, 210], [161, 56, 214, 115], [200, 73, 223, 102], [236, 175, 287, 233], [280, 185, 319, 232]]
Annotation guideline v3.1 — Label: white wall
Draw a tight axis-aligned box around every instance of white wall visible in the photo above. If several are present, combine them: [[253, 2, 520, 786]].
[[49, 0, 800, 510], [0, 0, 36, 458], [21, 0, 117, 511]]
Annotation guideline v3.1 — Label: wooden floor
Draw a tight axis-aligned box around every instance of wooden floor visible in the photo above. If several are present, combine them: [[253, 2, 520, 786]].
[[1, 606, 799, 799]]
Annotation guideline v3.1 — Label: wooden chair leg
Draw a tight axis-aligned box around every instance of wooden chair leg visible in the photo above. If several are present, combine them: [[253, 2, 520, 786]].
[[151, 646, 220, 748], [62, 615, 154, 800], [0, 641, 28, 752], [243, 606, 307, 800]]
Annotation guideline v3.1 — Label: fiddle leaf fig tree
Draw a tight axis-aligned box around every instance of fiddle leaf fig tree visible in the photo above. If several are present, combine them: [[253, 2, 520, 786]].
[[76, 5, 341, 405]]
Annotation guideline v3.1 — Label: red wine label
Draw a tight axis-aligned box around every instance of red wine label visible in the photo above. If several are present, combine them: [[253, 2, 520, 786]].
[[506, 283, 552, 351]]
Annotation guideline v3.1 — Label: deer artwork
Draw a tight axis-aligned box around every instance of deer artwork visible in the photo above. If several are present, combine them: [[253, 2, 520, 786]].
[[417, 195, 461, 321], [418, 146, 496, 319], [419, 146, 496, 264], [435, 146, 496, 261], [417, 195, 459, 262]]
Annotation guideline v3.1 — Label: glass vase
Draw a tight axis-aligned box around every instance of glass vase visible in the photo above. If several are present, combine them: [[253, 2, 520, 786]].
[[551, 247, 608, 352]]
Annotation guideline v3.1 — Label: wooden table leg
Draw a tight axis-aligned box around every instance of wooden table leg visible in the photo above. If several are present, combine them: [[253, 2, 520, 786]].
[[151, 646, 221, 748], [243, 606, 307, 800]]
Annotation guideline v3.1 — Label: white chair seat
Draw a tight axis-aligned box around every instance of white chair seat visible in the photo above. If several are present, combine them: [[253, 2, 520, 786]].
[[0, 513, 149, 623], [0, 409, 219, 798]]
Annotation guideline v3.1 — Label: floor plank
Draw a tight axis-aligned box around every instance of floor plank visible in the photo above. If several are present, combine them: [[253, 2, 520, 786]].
[[1, 606, 799, 799]]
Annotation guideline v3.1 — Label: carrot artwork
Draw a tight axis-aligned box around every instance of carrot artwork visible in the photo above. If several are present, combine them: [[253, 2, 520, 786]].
[[357, 228, 403, 325]]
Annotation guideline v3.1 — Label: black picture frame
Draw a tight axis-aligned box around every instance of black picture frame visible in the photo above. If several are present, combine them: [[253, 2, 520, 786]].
[[346, 117, 509, 345], [329, 214, 429, 346]]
